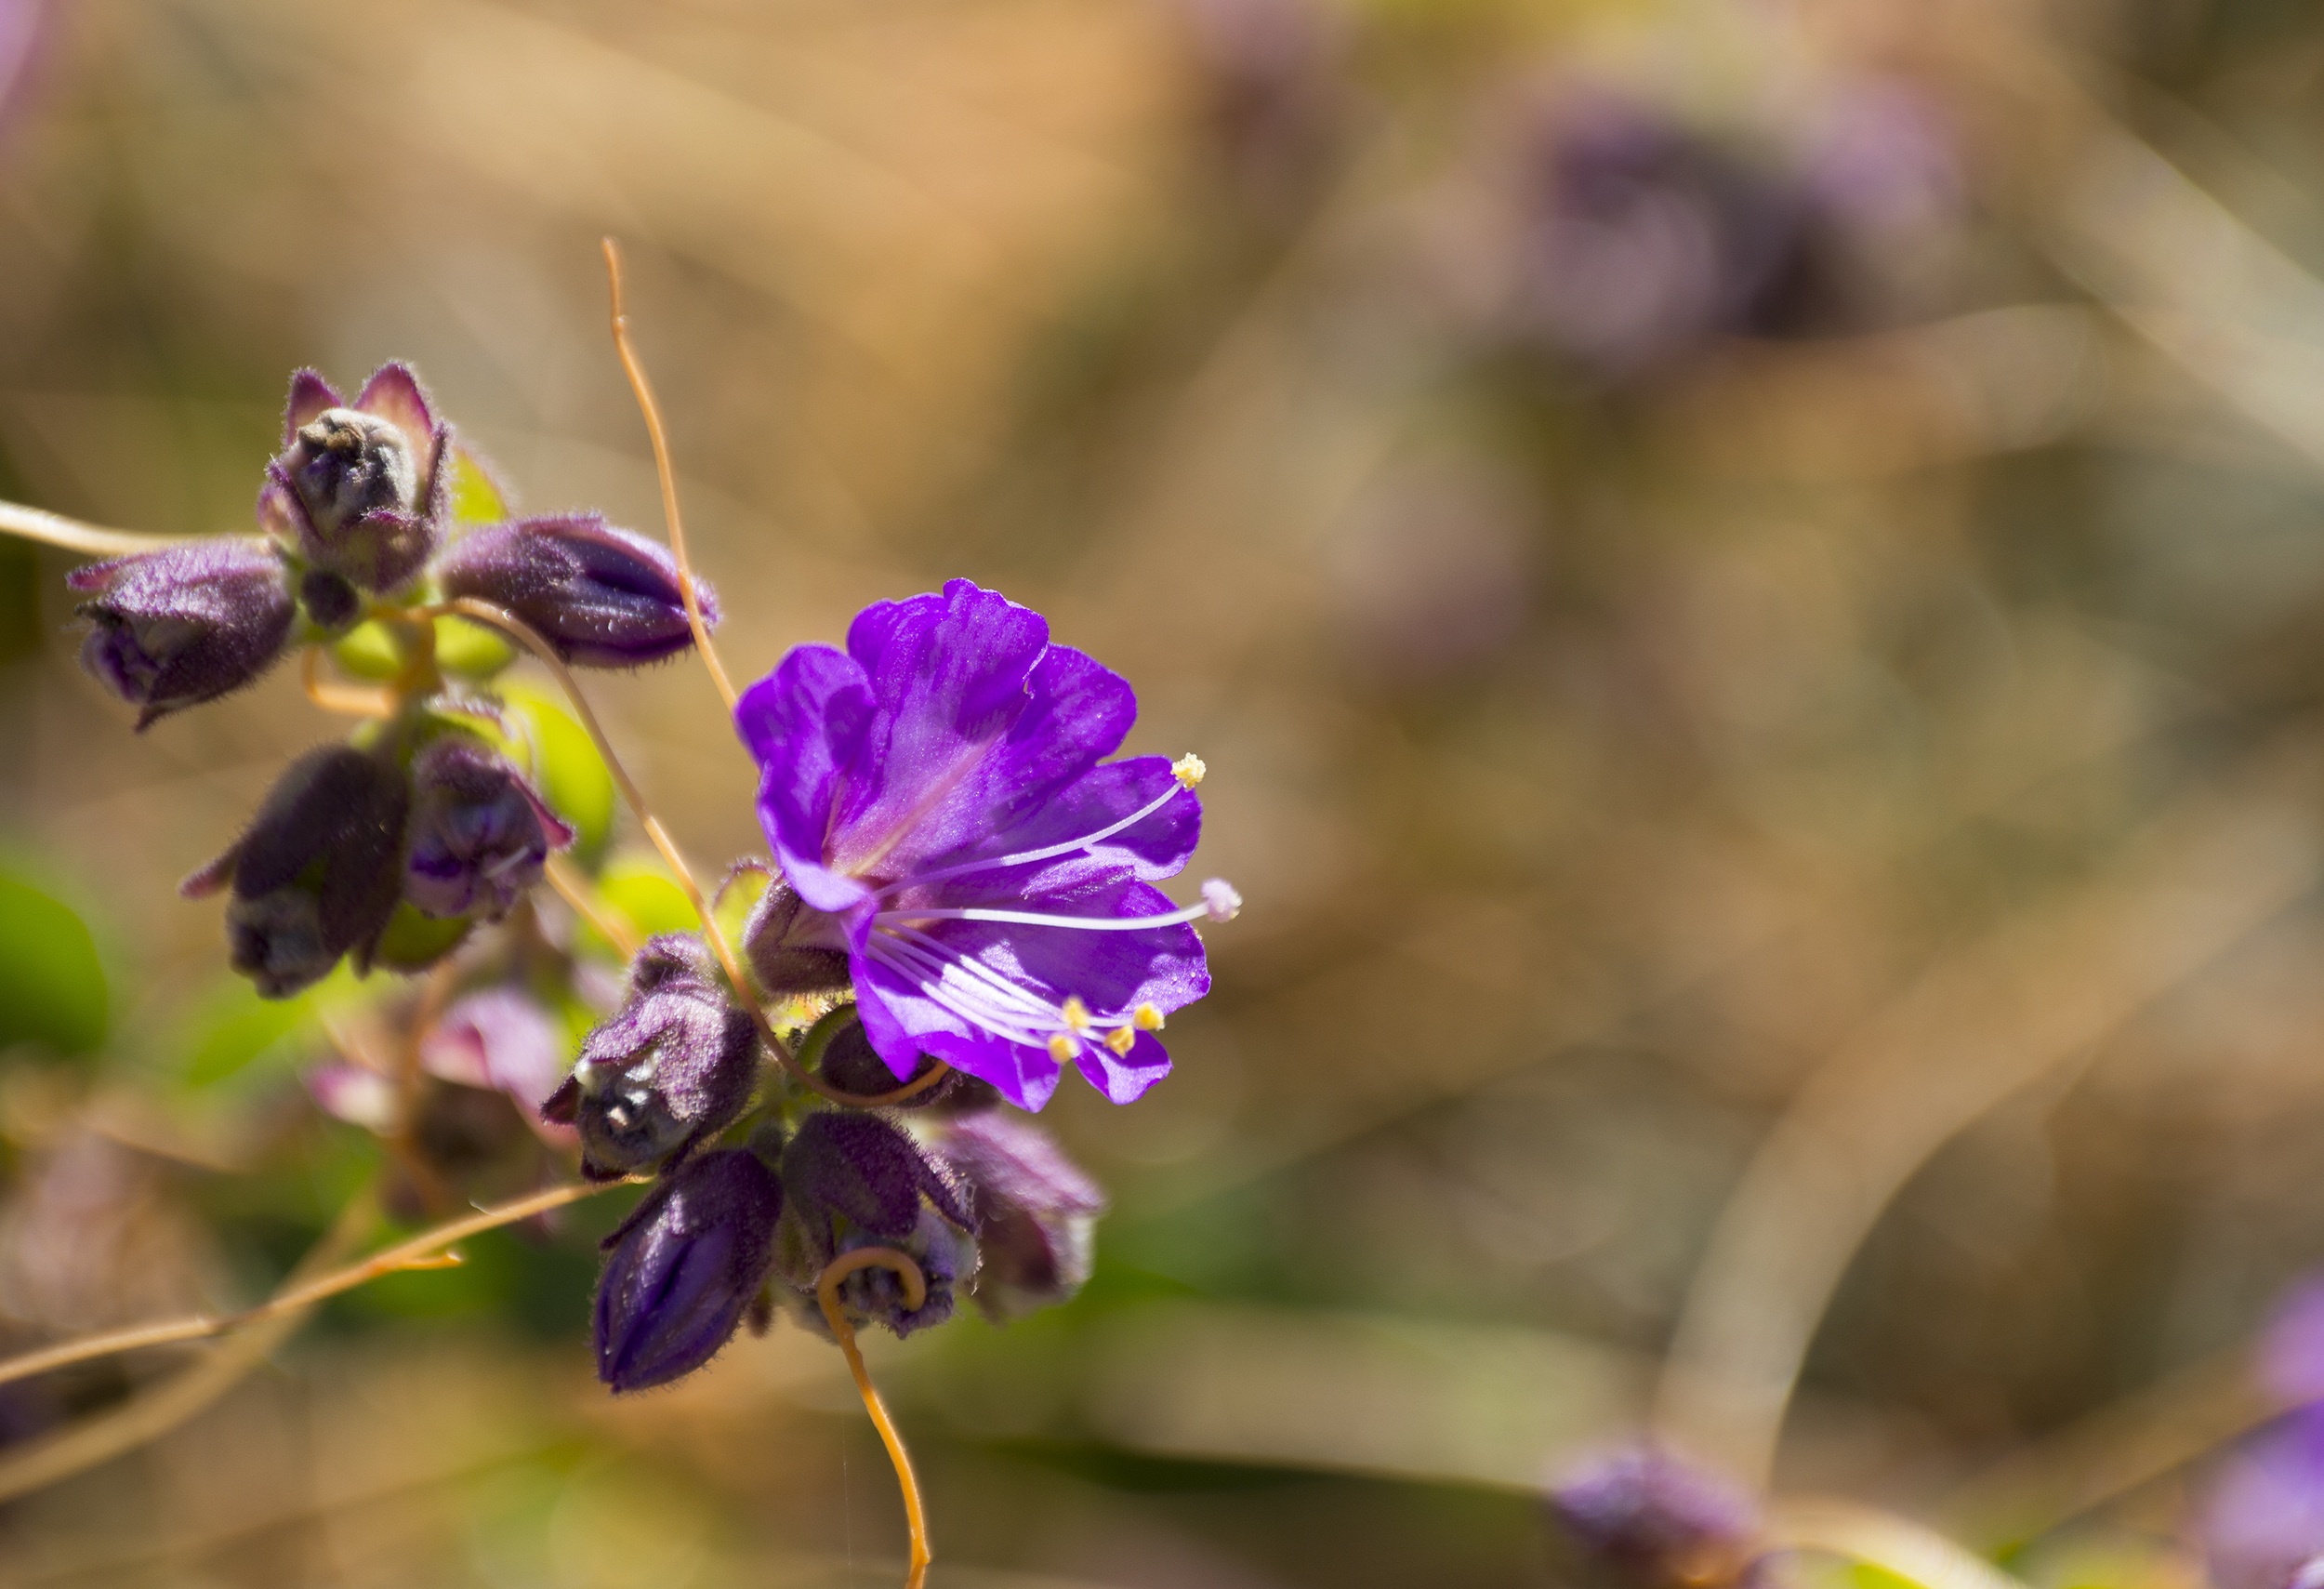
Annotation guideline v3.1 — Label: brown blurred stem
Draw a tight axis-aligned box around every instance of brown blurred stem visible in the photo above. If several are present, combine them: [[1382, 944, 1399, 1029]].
[[422, 598, 949, 1110], [816, 1247, 933, 1589], [0, 1179, 626, 1403], [0, 499, 186, 558], [601, 237, 737, 714]]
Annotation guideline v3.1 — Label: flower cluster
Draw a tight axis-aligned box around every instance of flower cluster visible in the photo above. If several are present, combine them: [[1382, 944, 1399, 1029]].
[[69, 364, 714, 997], [569, 579, 1233, 1389]]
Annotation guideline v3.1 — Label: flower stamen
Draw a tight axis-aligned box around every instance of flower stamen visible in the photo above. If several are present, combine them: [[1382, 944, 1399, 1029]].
[[872, 877, 1240, 935], [865, 761, 1208, 903]]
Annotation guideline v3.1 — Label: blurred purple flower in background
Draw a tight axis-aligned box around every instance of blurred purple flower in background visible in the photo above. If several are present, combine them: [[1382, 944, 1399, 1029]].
[[1549, 1446, 1762, 1589], [736, 579, 1233, 1112], [2200, 1280, 2324, 1589], [1161, 0, 1349, 207], [0, 0, 44, 148]]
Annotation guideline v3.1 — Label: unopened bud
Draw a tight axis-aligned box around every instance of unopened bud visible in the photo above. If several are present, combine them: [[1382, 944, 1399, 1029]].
[[436, 514, 716, 668], [403, 736, 575, 921], [541, 935, 759, 1179], [1549, 1448, 1763, 1589], [780, 1110, 971, 1260], [930, 1111, 1104, 1320], [181, 743, 411, 997], [741, 881, 851, 1000], [595, 1148, 784, 1391], [258, 364, 446, 591], [69, 538, 296, 727]]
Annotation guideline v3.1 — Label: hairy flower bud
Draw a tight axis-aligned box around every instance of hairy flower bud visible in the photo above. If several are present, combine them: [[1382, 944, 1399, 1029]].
[[930, 1111, 1104, 1319], [827, 1209, 977, 1339], [1549, 1448, 1763, 1589], [403, 736, 574, 921], [742, 881, 852, 1000], [595, 1148, 784, 1392], [257, 364, 446, 591], [181, 743, 411, 998], [779, 1110, 971, 1259], [68, 538, 297, 727], [436, 514, 716, 668], [541, 935, 759, 1179]]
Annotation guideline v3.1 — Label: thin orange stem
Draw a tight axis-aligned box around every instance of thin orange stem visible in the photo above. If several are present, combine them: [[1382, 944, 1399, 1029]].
[[299, 647, 397, 718], [816, 1247, 933, 1589], [601, 237, 737, 714], [0, 1179, 627, 1394]]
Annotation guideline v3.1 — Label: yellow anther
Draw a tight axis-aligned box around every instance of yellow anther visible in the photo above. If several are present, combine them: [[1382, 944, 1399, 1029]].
[[1047, 1032, 1077, 1063], [1132, 1003, 1166, 1032], [1105, 1026, 1138, 1056], [1061, 995, 1092, 1031], [1172, 753, 1207, 789]]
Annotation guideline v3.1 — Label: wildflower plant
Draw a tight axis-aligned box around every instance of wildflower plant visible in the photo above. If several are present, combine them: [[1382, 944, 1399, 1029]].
[[0, 243, 1240, 1588]]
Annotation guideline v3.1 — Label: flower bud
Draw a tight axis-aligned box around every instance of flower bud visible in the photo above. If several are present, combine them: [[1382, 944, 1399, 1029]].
[[595, 1148, 784, 1392], [181, 743, 411, 998], [403, 736, 575, 921], [779, 1110, 971, 1259], [541, 935, 759, 1179], [929, 1111, 1104, 1320], [257, 364, 446, 592], [810, 1010, 992, 1109], [826, 1209, 977, 1339], [1548, 1448, 1762, 1589], [742, 881, 851, 1000], [68, 538, 297, 727], [435, 514, 716, 668]]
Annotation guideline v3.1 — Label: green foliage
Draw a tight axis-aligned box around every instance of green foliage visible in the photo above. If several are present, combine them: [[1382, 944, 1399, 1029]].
[[595, 851, 700, 940], [0, 868, 107, 1058], [177, 969, 347, 1088], [435, 614, 516, 677], [444, 443, 514, 526], [501, 683, 616, 864], [372, 900, 474, 971]]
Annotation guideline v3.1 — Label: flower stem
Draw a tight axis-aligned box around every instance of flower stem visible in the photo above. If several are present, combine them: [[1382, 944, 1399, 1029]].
[[0, 498, 185, 559], [816, 1247, 933, 1589], [600, 237, 737, 715], [0, 1178, 627, 1396], [299, 646, 399, 718], [1765, 1499, 2031, 1589], [545, 853, 644, 960]]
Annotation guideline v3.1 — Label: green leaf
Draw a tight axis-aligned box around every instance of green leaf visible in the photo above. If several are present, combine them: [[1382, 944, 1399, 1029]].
[[434, 615, 516, 678], [444, 443, 514, 525], [0, 870, 107, 1058], [712, 863, 772, 951], [598, 852, 700, 941], [501, 684, 615, 864], [178, 975, 330, 1089], [371, 901, 473, 973], [329, 619, 404, 681]]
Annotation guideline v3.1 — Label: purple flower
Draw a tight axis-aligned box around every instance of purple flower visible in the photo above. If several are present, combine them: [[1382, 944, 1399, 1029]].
[[930, 1110, 1104, 1319], [595, 1147, 784, 1392], [542, 935, 759, 1180], [421, 987, 572, 1124], [181, 743, 411, 997], [734, 580, 1235, 1111], [1548, 1447, 1762, 1589], [69, 538, 297, 727], [435, 514, 715, 668], [257, 364, 446, 592], [403, 736, 574, 921]]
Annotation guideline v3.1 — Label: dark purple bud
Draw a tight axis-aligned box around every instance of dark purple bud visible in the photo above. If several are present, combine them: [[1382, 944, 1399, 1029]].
[[435, 514, 716, 669], [297, 568, 361, 631], [742, 881, 851, 1000], [780, 1110, 971, 1260], [181, 743, 411, 998], [1549, 1448, 1762, 1589], [595, 1148, 784, 1392], [257, 364, 446, 591], [828, 1209, 976, 1340], [403, 736, 574, 921], [542, 935, 758, 1180], [930, 1111, 1104, 1320], [69, 538, 296, 727], [806, 1007, 989, 1109]]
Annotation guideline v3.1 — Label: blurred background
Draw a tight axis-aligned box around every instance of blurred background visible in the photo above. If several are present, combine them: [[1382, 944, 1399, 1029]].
[[6, 0, 2324, 1582]]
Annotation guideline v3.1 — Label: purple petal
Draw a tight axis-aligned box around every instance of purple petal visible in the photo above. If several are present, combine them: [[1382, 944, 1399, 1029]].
[[852, 953, 1063, 1110], [737, 644, 879, 913], [1075, 1026, 1172, 1104], [284, 369, 342, 444], [256, 464, 317, 550], [354, 362, 442, 475], [828, 580, 1051, 875]]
